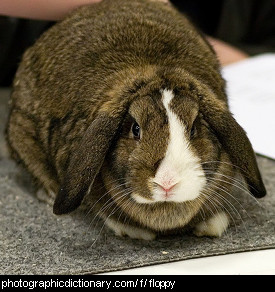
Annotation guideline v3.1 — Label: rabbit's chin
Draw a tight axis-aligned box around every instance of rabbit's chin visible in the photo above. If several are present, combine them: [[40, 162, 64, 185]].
[[109, 193, 204, 232]]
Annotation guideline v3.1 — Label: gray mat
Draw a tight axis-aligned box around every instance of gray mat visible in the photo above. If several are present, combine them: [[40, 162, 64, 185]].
[[0, 88, 274, 275]]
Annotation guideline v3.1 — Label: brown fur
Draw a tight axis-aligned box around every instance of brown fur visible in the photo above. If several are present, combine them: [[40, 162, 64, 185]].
[[6, 0, 265, 236]]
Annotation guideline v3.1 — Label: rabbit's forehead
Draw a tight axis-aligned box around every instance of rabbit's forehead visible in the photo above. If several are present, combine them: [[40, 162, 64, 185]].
[[161, 89, 191, 138], [129, 88, 198, 128], [167, 91, 199, 126]]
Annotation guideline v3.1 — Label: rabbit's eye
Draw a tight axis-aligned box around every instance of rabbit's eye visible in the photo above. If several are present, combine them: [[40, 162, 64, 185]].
[[132, 122, 140, 140]]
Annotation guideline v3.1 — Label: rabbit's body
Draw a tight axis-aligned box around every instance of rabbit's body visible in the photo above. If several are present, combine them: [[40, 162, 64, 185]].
[[6, 0, 265, 240]]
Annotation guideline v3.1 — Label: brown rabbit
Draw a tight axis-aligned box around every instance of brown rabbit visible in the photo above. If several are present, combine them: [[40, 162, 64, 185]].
[[6, 0, 266, 240]]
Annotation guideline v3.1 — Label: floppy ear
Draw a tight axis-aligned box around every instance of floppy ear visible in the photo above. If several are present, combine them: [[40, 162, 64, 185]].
[[53, 112, 123, 215], [199, 95, 266, 198]]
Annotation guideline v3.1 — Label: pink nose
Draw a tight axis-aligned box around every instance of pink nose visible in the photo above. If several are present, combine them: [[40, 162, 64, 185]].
[[157, 182, 177, 194], [160, 185, 175, 192]]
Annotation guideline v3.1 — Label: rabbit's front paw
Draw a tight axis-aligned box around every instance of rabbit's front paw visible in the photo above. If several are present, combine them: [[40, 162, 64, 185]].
[[36, 188, 55, 206], [105, 218, 156, 240], [193, 211, 229, 237]]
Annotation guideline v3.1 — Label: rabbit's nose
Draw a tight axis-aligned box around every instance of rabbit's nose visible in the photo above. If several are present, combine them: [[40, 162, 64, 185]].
[[155, 182, 178, 198]]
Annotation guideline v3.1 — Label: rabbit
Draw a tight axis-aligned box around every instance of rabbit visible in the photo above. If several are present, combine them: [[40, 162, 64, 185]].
[[6, 0, 266, 240]]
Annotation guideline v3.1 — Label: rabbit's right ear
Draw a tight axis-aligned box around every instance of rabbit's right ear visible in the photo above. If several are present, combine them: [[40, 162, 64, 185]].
[[53, 112, 123, 215], [198, 91, 266, 199]]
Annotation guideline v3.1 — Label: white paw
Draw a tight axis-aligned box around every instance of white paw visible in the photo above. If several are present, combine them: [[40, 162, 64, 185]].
[[36, 188, 55, 206], [193, 211, 229, 237], [105, 218, 156, 240]]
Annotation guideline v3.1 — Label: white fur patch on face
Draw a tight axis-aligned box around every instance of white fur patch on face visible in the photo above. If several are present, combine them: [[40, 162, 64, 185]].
[[150, 89, 206, 203]]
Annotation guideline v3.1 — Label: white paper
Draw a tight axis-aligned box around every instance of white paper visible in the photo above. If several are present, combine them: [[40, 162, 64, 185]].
[[221, 54, 275, 159]]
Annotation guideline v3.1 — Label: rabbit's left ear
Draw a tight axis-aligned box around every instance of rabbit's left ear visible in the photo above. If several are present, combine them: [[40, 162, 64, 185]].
[[53, 111, 123, 215], [199, 94, 266, 198]]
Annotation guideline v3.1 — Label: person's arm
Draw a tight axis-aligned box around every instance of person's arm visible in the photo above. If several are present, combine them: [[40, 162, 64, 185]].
[[207, 37, 248, 66], [0, 0, 170, 21], [0, 0, 102, 21]]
